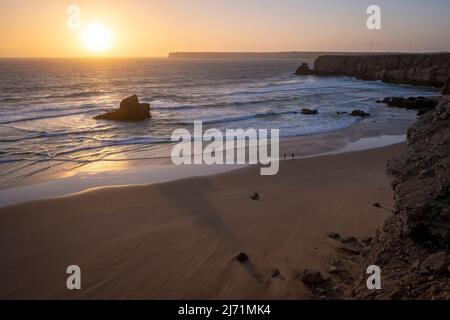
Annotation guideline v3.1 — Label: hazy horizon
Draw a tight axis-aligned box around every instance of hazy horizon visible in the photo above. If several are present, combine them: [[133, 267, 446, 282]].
[[3, 50, 450, 60], [1, 0, 450, 57]]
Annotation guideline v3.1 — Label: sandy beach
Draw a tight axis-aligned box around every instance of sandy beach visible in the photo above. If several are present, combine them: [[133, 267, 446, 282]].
[[0, 143, 402, 299], [2, 0, 450, 306]]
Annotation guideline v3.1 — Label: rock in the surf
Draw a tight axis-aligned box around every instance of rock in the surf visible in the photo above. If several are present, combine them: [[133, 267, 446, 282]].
[[350, 110, 370, 117], [301, 108, 319, 115], [295, 63, 315, 76], [94, 95, 151, 121], [377, 96, 438, 115]]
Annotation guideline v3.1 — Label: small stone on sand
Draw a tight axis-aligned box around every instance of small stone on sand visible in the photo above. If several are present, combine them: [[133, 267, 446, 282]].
[[271, 269, 281, 278], [326, 232, 341, 240], [373, 202, 382, 208], [301, 269, 325, 285], [235, 252, 249, 263]]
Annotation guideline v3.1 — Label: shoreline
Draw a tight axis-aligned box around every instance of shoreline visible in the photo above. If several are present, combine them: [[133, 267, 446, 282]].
[[0, 106, 417, 208], [0, 143, 403, 299], [0, 132, 406, 208]]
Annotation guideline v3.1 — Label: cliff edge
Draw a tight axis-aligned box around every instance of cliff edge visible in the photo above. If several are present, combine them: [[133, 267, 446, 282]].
[[296, 53, 450, 88], [352, 97, 450, 299]]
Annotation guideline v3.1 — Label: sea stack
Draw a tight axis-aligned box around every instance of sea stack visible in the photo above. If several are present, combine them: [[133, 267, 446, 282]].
[[94, 95, 151, 121], [295, 63, 315, 76]]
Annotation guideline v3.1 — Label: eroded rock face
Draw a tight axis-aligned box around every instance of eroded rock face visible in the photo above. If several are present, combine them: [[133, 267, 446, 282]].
[[94, 95, 151, 121], [352, 97, 450, 299], [420, 252, 450, 274], [120, 95, 140, 110], [387, 97, 450, 248], [311, 53, 450, 87], [442, 77, 450, 95]]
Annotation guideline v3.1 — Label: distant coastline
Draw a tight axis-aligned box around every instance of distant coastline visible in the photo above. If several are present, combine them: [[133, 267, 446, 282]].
[[168, 51, 417, 59]]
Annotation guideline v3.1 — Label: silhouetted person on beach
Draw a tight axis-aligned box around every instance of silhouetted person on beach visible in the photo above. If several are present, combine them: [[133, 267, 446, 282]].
[[251, 193, 260, 201]]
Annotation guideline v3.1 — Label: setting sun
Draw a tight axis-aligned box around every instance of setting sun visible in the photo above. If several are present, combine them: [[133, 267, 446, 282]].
[[81, 23, 113, 53]]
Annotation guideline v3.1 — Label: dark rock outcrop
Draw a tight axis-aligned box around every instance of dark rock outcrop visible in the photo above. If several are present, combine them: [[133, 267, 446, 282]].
[[442, 77, 450, 95], [94, 95, 151, 121], [350, 110, 370, 117], [301, 108, 319, 115], [296, 53, 450, 88], [352, 97, 450, 299], [377, 96, 439, 115], [386, 97, 450, 248], [300, 269, 326, 285], [295, 63, 315, 76], [420, 252, 450, 274]]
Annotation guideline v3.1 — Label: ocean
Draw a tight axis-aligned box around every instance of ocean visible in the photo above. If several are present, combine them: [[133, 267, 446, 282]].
[[0, 58, 439, 188]]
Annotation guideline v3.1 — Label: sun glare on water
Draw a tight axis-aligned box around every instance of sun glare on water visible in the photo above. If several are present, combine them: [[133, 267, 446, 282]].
[[81, 23, 113, 53]]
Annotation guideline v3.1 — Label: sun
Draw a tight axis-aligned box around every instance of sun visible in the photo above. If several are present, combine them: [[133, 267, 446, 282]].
[[81, 23, 113, 53]]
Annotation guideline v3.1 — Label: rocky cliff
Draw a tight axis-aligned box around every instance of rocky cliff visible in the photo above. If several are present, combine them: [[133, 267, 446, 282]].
[[353, 97, 450, 299], [297, 53, 450, 88]]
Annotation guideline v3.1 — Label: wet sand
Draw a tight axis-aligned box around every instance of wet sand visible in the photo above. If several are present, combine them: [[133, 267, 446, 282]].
[[0, 144, 403, 299]]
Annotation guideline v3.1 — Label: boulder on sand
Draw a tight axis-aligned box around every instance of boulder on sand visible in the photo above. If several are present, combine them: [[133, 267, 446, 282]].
[[235, 252, 249, 263], [94, 95, 151, 121], [300, 269, 326, 285]]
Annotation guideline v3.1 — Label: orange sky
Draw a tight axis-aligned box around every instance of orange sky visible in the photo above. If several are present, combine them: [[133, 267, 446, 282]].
[[1, 0, 449, 57]]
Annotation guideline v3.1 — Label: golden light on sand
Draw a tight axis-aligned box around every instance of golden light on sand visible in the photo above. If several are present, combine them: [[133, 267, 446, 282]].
[[81, 23, 113, 53]]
